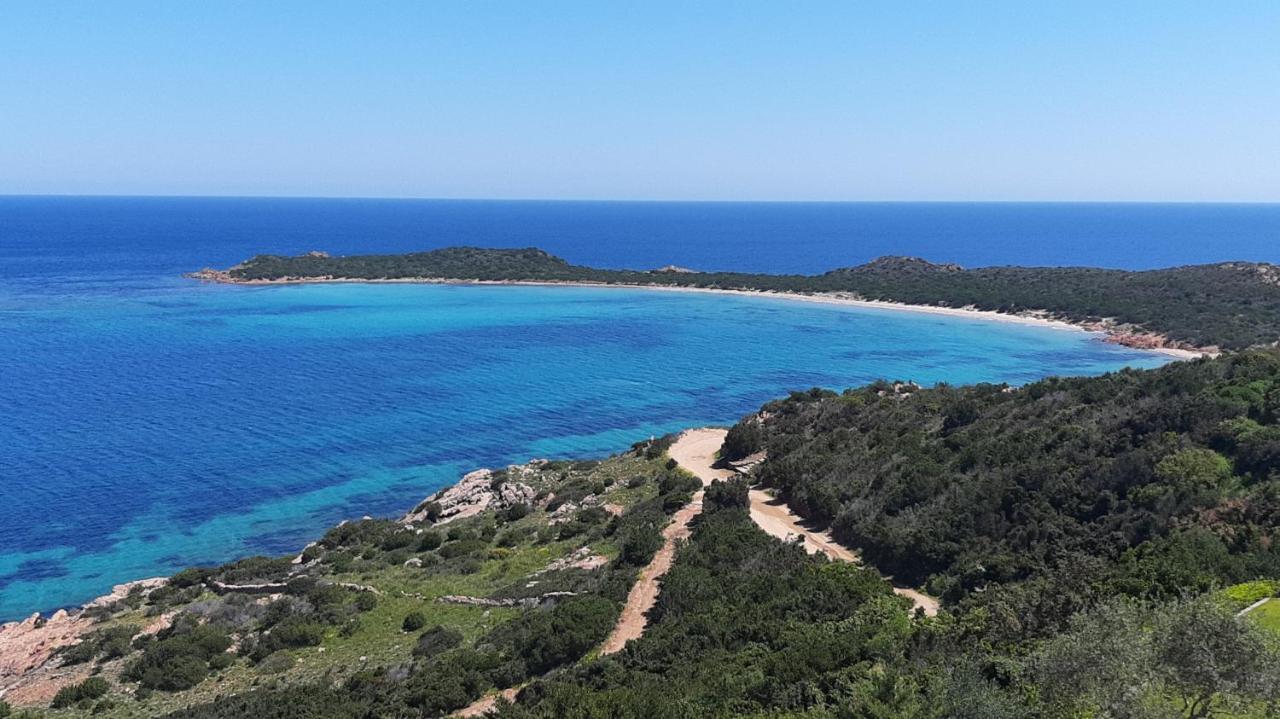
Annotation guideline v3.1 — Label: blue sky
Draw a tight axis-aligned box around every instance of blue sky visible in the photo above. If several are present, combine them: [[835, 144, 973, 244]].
[[2, 2, 1277, 201]]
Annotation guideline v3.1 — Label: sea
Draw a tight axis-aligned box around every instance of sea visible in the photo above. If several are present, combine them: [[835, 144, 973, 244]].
[[2, 197, 1278, 620]]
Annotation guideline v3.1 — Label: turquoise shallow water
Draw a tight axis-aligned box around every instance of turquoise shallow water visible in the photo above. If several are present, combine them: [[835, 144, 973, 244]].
[[0, 279, 1169, 619]]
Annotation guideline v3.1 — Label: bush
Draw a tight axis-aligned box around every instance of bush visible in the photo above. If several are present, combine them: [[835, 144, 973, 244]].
[[122, 620, 232, 691], [380, 529, 418, 551], [497, 525, 535, 548], [214, 555, 293, 585], [620, 527, 664, 567], [354, 592, 378, 612], [169, 567, 212, 588], [208, 652, 235, 671], [439, 538, 488, 559], [257, 651, 296, 674], [269, 619, 327, 648], [320, 518, 404, 550], [485, 596, 618, 677], [417, 531, 443, 551], [51, 676, 110, 708], [413, 625, 464, 659], [402, 611, 427, 632], [705, 479, 750, 511]]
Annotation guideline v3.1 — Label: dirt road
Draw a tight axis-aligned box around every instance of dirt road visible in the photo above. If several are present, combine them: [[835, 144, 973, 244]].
[[679, 428, 939, 617], [598, 429, 724, 654]]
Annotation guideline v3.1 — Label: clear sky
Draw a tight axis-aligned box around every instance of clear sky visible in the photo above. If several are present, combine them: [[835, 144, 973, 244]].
[[2, 1, 1278, 201]]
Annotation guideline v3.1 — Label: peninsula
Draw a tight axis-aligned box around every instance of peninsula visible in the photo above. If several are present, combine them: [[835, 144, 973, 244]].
[[189, 247, 1280, 352]]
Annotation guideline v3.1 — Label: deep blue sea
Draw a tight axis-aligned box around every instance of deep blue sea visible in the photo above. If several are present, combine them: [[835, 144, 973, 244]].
[[2, 197, 1277, 620]]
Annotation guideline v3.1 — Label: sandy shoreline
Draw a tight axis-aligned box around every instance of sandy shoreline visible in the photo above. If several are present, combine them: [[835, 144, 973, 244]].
[[194, 273, 1209, 360]]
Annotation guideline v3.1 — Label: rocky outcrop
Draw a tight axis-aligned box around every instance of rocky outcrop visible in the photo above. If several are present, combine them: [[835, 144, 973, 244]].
[[403, 467, 538, 526], [0, 577, 167, 704], [184, 267, 233, 282]]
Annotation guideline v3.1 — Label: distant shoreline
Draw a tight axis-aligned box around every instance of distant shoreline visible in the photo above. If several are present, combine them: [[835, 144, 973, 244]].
[[188, 271, 1210, 359]]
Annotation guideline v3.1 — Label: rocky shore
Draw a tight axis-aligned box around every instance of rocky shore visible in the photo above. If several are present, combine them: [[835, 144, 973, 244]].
[[0, 578, 168, 704]]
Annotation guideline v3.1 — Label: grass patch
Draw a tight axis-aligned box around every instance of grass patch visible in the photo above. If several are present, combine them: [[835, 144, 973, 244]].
[[1247, 598, 1280, 635]]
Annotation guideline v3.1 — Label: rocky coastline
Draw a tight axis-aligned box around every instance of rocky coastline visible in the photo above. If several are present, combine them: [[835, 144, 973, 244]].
[[0, 457, 567, 706]]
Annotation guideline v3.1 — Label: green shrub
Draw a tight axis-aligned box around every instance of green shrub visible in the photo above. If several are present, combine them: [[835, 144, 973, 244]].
[[62, 624, 141, 665], [497, 525, 535, 547], [485, 596, 618, 677], [620, 526, 664, 567], [417, 531, 443, 551], [214, 555, 292, 585], [380, 529, 417, 551], [439, 538, 488, 559], [402, 611, 427, 633], [413, 625, 464, 659], [208, 652, 235, 671], [122, 620, 232, 691], [354, 592, 378, 612], [269, 619, 327, 648], [169, 567, 212, 588], [257, 651, 296, 674], [51, 676, 110, 708]]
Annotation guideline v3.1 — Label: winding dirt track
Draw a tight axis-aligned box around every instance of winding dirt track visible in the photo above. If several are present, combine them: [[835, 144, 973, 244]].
[[455, 427, 939, 715], [679, 428, 939, 617]]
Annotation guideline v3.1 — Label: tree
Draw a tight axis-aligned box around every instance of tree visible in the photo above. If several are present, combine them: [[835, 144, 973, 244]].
[[1036, 597, 1280, 718]]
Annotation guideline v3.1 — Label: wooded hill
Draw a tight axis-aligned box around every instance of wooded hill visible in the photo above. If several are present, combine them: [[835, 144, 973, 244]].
[[723, 350, 1280, 637], [219, 247, 1280, 349]]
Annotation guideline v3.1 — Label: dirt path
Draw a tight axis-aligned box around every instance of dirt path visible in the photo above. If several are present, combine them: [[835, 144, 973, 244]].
[[599, 427, 741, 655], [454, 427, 938, 716], [455, 430, 726, 715], [454, 687, 519, 717], [685, 429, 940, 617]]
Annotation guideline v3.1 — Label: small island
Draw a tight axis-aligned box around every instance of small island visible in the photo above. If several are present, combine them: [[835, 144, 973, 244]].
[[189, 247, 1280, 352]]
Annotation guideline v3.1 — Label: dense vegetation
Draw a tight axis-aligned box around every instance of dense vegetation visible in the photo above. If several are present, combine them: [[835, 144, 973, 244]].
[[140, 472, 1279, 719], [217, 248, 1280, 349], [496, 482, 1280, 719], [724, 350, 1280, 636]]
